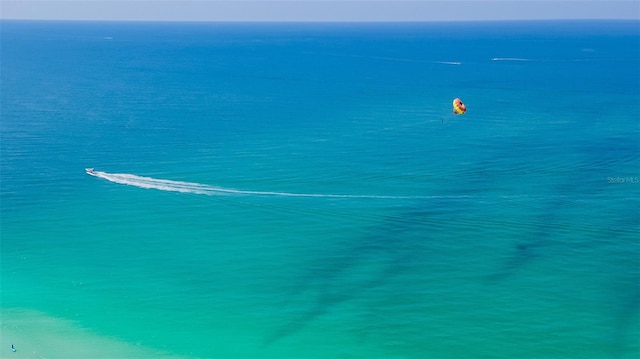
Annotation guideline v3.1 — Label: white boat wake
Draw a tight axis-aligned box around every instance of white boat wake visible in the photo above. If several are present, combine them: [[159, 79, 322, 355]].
[[86, 169, 575, 202], [491, 57, 533, 61], [86, 169, 429, 199]]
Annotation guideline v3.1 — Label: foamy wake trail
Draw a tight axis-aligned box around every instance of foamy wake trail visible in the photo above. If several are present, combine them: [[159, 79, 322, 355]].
[[491, 57, 532, 61], [89, 171, 423, 199], [92, 171, 219, 195]]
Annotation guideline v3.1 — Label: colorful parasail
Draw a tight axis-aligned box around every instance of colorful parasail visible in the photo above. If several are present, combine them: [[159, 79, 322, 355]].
[[452, 98, 466, 115]]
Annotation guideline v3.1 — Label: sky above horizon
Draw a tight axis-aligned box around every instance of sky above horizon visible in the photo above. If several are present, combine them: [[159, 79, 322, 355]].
[[1, 1, 639, 22]]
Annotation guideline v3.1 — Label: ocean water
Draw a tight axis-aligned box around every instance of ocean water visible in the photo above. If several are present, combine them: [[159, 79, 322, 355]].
[[1, 20, 639, 358]]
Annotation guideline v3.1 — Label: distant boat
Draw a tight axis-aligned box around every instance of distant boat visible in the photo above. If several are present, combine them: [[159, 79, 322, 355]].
[[85, 168, 96, 175]]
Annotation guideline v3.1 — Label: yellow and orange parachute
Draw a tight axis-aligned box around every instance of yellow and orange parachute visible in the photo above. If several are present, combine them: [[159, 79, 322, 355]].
[[452, 98, 466, 115]]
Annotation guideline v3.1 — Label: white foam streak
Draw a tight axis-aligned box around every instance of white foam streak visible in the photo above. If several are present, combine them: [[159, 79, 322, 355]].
[[92, 171, 215, 195], [491, 57, 532, 61], [89, 170, 424, 199], [433, 61, 462, 65], [88, 170, 581, 202]]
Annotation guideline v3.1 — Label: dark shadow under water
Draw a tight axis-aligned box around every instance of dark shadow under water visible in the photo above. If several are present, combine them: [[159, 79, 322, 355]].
[[263, 202, 441, 346]]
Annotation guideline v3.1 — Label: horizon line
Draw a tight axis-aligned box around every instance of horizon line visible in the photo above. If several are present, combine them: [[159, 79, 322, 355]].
[[2, 18, 638, 23]]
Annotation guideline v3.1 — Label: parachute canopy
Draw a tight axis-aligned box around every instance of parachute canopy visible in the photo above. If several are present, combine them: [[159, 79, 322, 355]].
[[453, 98, 466, 115]]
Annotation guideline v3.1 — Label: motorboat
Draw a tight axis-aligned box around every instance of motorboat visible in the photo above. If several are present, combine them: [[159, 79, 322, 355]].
[[85, 168, 96, 175]]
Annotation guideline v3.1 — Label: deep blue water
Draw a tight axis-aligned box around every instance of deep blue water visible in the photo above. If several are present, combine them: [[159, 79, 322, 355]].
[[1, 20, 639, 358]]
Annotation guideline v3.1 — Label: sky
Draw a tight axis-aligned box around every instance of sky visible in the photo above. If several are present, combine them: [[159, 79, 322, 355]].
[[1, 0, 639, 22]]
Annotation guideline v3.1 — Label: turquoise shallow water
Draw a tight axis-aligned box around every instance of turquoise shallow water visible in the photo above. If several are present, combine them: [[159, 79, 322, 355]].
[[1, 20, 639, 358]]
